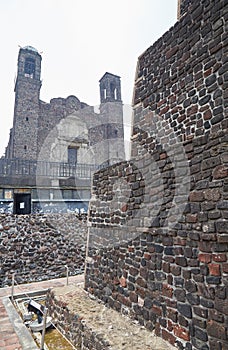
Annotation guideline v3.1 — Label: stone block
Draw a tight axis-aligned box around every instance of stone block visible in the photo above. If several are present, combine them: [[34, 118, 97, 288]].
[[208, 263, 221, 276], [192, 317, 207, 329], [209, 309, 224, 323], [175, 256, 187, 266], [206, 276, 221, 284], [177, 303, 192, 318], [170, 265, 181, 276], [173, 324, 190, 341], [200, 297, 214, 308], [174, 289, 186, 302], [167, 308, 178, 323], [214, 297, 228, 315], [194, 326, 208, 342], [216, 221, 228, 233], [186, 293, 200, 305], [185, 280, 198, 293], [207, 320, 227, 340], [203, 189, 221, 201], [193, 306, 208, 319], [213, 165, 228, 179], [198, 253, 212, 263], [162, 284, 173, 298], [222, 263, 228, 273], [161, 329, 176, 345]]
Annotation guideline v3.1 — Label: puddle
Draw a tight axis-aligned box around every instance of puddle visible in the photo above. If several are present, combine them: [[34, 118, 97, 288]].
[[44, 328, 75, 350]]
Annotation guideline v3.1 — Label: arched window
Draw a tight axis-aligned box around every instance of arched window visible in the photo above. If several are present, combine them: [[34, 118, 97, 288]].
[[68, 146, 78, 164], [24, 58, 35, 77]]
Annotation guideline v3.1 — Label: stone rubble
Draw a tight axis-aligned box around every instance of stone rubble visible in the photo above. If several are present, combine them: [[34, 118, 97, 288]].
[[0, 213, 87, 287]]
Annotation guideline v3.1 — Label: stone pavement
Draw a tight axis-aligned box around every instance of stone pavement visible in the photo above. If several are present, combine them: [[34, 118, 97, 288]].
[[0, 275, 84, 350]]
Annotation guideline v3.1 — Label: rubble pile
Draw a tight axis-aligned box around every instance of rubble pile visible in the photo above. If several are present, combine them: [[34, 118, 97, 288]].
[[0, 213, 87, 287]]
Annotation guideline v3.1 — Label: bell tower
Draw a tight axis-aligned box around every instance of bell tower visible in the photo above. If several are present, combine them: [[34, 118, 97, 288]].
[[12, 45, 42, 160], [99, 72, 125, 165], [99, 72, 122, 103]]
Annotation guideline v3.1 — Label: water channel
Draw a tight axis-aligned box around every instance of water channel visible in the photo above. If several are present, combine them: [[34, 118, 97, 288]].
[[13, 292, 78, 350]]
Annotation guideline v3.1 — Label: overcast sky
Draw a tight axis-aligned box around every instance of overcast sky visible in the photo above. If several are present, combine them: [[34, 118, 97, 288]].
[[0, 0, 177, 157]]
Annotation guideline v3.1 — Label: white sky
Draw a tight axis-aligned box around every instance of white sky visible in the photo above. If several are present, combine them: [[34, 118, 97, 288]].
[[0, 0, 177, 157]]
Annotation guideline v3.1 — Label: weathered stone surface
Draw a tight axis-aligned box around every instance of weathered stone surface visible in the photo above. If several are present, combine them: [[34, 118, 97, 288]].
[[207, 320, 227, 340], [85, 1, 228, 349], [177, 303, 192, 319], [0, 213, 87, 287]]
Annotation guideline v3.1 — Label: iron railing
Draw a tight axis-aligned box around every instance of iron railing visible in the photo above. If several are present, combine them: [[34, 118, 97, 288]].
[[0, 158, 100, 179]]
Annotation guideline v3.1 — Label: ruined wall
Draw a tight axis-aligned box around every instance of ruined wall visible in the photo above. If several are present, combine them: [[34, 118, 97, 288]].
[[85, 1, 228, 349], [46, 284, 175, 350], [0, 213, 87, 287], [46, 288, 112, 350]]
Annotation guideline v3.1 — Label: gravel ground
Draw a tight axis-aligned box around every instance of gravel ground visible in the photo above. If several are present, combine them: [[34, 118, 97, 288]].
[[53, 284, 176, 350]]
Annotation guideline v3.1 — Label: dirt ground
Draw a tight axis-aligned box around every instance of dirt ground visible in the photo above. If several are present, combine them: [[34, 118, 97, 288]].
[[52, 283, 177, 350]]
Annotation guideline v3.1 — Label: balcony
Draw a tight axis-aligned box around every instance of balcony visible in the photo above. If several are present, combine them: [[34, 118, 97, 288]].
[[0, 158, 100, 179]]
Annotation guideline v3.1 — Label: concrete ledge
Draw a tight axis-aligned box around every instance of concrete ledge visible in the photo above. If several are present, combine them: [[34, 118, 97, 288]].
[[3, 296, 38, 350]]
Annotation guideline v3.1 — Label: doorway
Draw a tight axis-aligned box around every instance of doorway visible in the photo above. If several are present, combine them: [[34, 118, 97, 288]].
[[14, 193, 31, 214]]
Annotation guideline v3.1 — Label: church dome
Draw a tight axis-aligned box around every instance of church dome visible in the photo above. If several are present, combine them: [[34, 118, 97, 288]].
[[23, 45, 38, 53]]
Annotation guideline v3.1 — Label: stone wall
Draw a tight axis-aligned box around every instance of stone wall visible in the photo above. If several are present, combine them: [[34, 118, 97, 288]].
[[0, 213, 87, 287], [85, 1, 228, 349], [180, 0, 192, 17], [46, 288, 111, 350], [46, 284, 174, 350]]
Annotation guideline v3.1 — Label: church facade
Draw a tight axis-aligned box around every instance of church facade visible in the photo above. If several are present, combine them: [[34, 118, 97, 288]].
[[0, 46, 125, 214]]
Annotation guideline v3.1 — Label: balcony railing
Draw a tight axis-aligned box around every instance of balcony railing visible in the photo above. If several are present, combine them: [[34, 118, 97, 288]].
[[0, 158, 100, 179]]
